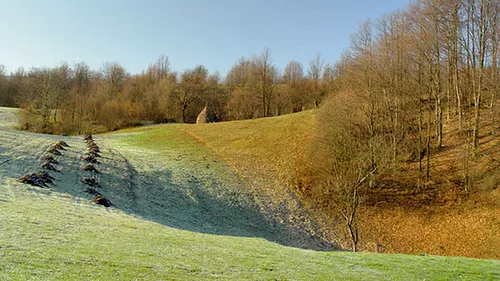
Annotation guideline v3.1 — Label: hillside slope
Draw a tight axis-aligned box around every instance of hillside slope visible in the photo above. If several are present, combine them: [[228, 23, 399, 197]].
[[3, 189, 499, 280], [183, 110, 500, 259], [0, 107, 327, 251], [1, 107, 499, 280]]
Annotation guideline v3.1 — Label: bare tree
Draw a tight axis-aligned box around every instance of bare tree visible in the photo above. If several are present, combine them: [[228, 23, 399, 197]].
[[74, 62, 91, 96], [283, 61, 306, 112], [283, 60, 304, 85], [308, 53, 325, 108], [51, 63, 72, 123], [101, 62, 127, 97], [147, 55, 171, 83], [306, 92, 389, 252], [226, 57, 253, 91], [251, 48, 277, 117], [20, 67, 67, 130], [7, 68, 25, 107], [0, 65, 6, 106], [175, 65, 208, 123], [489, 1, 499, 135]]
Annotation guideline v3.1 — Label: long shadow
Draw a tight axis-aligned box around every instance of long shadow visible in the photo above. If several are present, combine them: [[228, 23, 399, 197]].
[[96, 156, 334, 251], [0, 127, 335, 251], [4, 134, 334, 252]]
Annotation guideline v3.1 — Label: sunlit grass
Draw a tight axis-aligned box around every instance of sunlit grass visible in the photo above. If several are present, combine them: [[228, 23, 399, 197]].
[[1, 107, 499, 280], [2, 187, 498, 280], [182, 111, 316, 185]]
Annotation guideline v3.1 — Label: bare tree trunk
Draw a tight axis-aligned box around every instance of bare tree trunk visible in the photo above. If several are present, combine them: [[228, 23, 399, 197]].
[[344, 186, 360, 252], [341, 169, 374, 252], [426, 92, 431, 184], [181, 105, 187, 123], [452, 2, 462, 131], [490, 4, 498, 135], [436, 91, 443, 148], [417, 63, 424, 190], [470, 0, 487, 150], [368, 91, 376, 188], [446, 61, 451, 121], [491, 90, 496, 135], [463, 130, 471, 193], [434, 19, 443, 149], [262, 94, 266, 117], [392, 97, 398, 174], [455, 67, 462, 131], [473, 93, 481, 149], [418, 98, 423, 190]]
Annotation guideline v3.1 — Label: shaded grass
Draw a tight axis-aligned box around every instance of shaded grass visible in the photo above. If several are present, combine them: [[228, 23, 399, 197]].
[[101, 124, 330, 250], [180, 113, 332, 249], [1, 187, 498, 280]]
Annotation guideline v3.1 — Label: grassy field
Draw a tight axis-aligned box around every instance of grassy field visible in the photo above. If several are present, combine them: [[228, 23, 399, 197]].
[[1, 107, 499, 280], [3, 189, 499, 280]]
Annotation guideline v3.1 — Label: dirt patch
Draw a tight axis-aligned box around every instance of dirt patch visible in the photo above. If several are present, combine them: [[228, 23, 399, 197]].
[[18, 173, 49, 187], [47, 147, 62, 155], [41, 155, 58, 164], [81, 164, 99, 173], [81, 177, 100, 187], [92, 194, 112, 207], [81, 155, 99, 164]]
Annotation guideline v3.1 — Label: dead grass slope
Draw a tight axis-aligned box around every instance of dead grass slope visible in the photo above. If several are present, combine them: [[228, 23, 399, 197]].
[[183, 110, 500, 259]]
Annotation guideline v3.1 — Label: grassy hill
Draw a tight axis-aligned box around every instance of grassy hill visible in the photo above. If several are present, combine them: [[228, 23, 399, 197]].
[[1, 107, 499, 280], [183, 110, 500, 259]]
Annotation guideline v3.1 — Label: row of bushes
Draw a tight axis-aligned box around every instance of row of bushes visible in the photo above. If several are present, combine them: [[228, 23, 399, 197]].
[[19, 99, 145, 135]]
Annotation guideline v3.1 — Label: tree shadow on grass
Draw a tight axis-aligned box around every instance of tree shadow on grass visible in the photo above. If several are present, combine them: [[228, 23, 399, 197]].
[[94, 158, 335, 251], [0, 130, 335, 251]]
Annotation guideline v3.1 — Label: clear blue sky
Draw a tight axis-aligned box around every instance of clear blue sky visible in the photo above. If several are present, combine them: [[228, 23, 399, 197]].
[[0, 0, 410, 76]]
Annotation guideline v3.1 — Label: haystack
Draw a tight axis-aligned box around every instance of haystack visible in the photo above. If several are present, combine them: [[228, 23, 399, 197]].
[[196, 105, 210, 124]]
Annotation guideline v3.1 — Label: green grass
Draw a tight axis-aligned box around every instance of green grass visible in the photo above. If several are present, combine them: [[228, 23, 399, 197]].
[[0, 107, 21, 128], [2, 188, 499, 280], [1, 108, 499, 280]]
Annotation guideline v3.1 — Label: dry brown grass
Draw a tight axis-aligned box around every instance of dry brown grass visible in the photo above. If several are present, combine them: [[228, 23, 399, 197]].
[[360, 203, 500, 258], [183, 108, 500, 259], [360, 106, 500, 259], [183, 111, 316, 190]]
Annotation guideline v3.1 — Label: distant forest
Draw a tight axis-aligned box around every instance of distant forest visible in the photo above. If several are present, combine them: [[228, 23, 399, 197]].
[[0, 47, 332, 133]]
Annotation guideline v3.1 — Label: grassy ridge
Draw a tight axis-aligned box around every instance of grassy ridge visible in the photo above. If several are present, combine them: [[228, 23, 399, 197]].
[[101, 124, 330, 250]]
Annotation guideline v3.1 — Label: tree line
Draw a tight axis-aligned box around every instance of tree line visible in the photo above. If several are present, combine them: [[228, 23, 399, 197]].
[[296, 0, 499, 252], [0, 50, 335, 133]]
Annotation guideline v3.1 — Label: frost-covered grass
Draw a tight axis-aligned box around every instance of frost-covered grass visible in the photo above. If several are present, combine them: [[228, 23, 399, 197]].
[[0, 107, 20, 128], [2, 178, 499, 281], [1, 107, 499, 280]]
